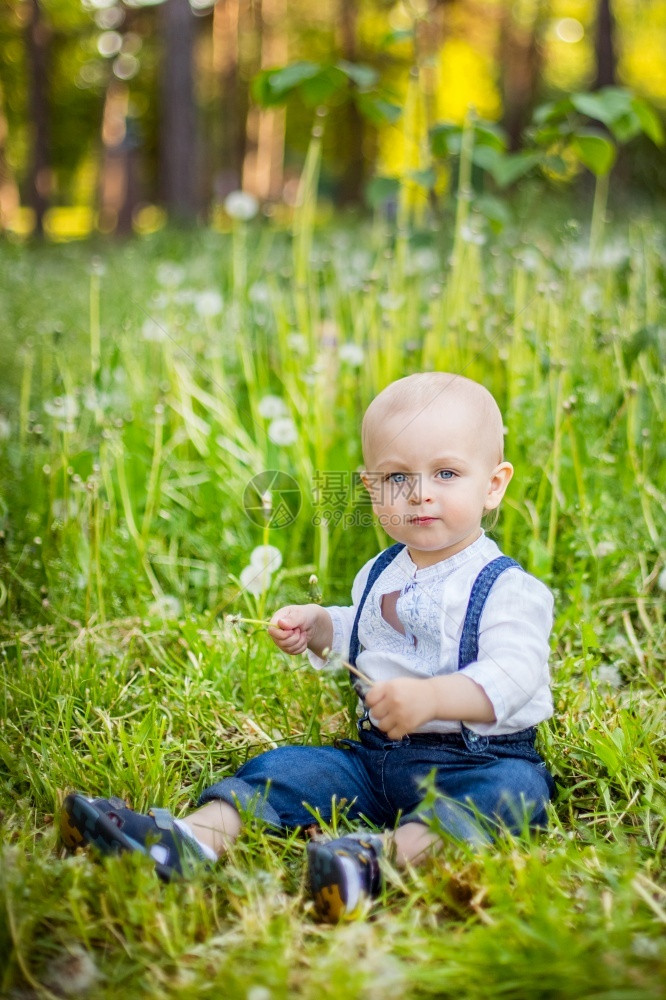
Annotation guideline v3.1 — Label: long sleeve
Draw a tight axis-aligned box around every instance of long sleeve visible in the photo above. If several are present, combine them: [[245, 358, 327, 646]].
[[460, 569, 553, 732], [306, 555, 379, 669]]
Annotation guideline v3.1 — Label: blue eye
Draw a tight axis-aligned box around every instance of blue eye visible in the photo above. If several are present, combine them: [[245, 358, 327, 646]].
[[386, 472, 408, 483], [437, 470, 455, 480]]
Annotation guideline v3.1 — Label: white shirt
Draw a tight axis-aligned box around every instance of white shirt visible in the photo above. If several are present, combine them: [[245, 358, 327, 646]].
[[308, 533, 554, 735]]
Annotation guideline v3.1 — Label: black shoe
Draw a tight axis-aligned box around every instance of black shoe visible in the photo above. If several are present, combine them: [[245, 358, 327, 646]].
[[307, 832, 383, 921], [60, 793, 209, 881]]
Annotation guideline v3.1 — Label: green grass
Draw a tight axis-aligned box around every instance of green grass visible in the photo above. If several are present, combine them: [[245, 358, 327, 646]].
[[0, 203, 665, 997]]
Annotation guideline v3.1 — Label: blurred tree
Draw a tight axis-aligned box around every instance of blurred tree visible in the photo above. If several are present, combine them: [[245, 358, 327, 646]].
[[159, 0, 197, 222], [242, 0, 287, 201], [499, 0, 546, 151], [594, 0, 616, 89], [212, 0, 246, 196], [25, 0, 51, 236], [0, 80, 19, 230]]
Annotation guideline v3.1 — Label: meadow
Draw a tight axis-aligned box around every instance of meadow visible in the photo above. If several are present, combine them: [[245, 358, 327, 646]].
[[0, 194, 665, 998]]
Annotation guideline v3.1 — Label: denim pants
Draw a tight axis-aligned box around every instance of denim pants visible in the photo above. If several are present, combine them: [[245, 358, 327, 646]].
[[198, 722, 555, 844]]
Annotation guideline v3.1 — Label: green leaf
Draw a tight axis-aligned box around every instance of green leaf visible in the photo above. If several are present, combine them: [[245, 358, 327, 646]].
[[473, 121, 507, 151], [429, 122, 461, 158], [254, 61, 321, 105], [355, 93, 402, 125], [571, 131, 616, 175], [581, 622, 599, 655], [408, 168, 436, 189], [337, 61, 379, 90], [631, 97, 665, 146], [608, 111, 642, 143], [474, 194, 511, 233], [300, 66, 348, 107], [491, 151, 541, 188], [571, 88, 632, 126], [380, 28, 414, 47], [365, 175, 401, 209], [471, 145, 501, 172], [533, 97, 574, 125]]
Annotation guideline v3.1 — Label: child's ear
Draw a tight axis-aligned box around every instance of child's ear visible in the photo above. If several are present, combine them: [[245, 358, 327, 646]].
[[360, 470, 379, 503], [484, 462, 513, 511]]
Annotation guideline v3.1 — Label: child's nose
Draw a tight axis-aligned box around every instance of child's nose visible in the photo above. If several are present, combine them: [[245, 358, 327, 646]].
[[408, 477, 432, 504]]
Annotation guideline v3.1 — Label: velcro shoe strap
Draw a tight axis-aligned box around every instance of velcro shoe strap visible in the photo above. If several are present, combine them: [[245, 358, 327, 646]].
[[148, 807, 175, 832]]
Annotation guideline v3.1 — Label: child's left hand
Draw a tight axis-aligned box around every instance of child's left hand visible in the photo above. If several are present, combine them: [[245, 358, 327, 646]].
[[365, 678, 435, 740]]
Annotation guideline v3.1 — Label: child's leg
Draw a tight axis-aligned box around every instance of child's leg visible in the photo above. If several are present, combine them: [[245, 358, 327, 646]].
[[387, 822, 440, 865], [185, 800, 241, 857]]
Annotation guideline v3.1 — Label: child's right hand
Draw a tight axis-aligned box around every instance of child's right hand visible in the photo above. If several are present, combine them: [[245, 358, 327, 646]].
[[268, 604, 331, 657]]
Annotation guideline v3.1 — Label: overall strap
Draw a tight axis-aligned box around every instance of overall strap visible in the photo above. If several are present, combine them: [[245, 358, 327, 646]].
[[457, 556, 521, 670], [348, 543, 405, 666]]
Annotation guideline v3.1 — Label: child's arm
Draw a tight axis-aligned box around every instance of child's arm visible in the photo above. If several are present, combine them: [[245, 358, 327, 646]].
[[365, 674, 495, 742], [268, 604, 334, 659]]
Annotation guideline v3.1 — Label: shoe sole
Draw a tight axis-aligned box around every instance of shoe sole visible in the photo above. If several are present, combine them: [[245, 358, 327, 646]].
[[307, 843, 360, 922], [60, 793, 174, 882]]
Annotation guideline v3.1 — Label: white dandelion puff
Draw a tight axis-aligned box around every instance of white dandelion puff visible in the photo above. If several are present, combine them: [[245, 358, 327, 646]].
[[592, 664, 622, 689], [250, 544, 282, 573], [142, 318, 167, 342], [258, 395, 288, 419], [338, 342, 365, 367], [239, 563, 273, 596], [249, 282, 271, 304], [224, 190, 259, 221], [287, 332, 308, 355], [0, 415, 10, 440], [148, 594, 182, 619], [44, 395, 79, 421], [156, 263, 185, 287], [268, 416, 298, 446], [195, 290, 224, 317], [658, 568, 666, 592]]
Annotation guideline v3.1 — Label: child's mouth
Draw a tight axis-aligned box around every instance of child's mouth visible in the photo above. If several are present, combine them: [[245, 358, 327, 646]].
[[409, 516, 438, 525]]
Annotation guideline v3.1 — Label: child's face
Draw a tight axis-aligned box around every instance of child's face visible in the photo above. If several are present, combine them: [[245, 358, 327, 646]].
[[362, 399, 512, 569]]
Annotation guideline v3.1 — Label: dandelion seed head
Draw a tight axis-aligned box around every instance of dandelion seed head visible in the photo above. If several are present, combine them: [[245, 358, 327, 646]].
[[44, 395, 79, 421], [593, 663, 622, 689], [268, 416, 298, 446], [658, 568, 666, 592], [250, 544, 282, 572], [195, 290, 224, 317], [339, 342, 365, 367], [224, 190, 259, 221], [258, 395, 288, 419], [44, 944, 99, 996], [148, 594, 182, 619], [287, 332, 308, 355], [156, 262, 185, 287], [239, 563, 272, 596], [142, 318, 167, 342]]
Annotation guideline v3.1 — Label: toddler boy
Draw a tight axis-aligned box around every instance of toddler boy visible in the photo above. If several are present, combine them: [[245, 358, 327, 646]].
[[61, 373, 554, 920]]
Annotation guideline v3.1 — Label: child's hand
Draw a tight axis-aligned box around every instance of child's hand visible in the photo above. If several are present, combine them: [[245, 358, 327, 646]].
[[365, 678, 435, 740], [268, 604, 333, 658]]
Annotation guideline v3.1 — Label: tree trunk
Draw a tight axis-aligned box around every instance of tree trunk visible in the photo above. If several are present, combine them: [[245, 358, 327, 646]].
[[159, 0, 198, 223], [594, 0, 617, 89], [212, 0, 245, 197], [25, 0, 51, 238], [336, 0, 364, 205], [0, 82, 20, 232], [242, 0, 287, 201], [499, 1, 544, 151]]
